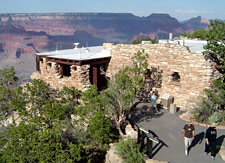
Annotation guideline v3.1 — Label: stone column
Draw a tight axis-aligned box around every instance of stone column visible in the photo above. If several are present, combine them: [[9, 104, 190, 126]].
[[73, 65, 91, 91]]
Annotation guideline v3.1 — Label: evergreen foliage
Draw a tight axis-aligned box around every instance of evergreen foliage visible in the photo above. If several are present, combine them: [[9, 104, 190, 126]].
[[88, 111, 119, 145], [0, 67, 20, 125], [132, 37, 158, 44], [116, 139, 144, 163], [103, 50, 149, 134], [191, 20, 225, 123], [0, 49, 150, 161], [203, 20, 225, 70], [208, 112, 222, 125], [182, 29, 207, 40], [104, 68, 135, 134], [0, 72, 119, 162], [77, 85, 109, 120], [130, 50, 149, 94], [191, 97, 213, 122], [0, 121, 86, 162]]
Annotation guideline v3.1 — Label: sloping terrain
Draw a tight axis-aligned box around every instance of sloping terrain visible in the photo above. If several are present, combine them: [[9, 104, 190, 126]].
[[0, 13, 209, 78]]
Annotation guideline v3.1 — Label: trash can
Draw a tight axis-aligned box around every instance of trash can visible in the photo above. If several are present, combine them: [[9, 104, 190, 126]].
[[161, 94, 173, 109]]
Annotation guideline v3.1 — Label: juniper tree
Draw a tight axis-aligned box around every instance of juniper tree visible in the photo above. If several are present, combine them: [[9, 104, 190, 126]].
[[0, 67, 20, 125], [190, 20, 225, 122], [203, 20, 225, 112]]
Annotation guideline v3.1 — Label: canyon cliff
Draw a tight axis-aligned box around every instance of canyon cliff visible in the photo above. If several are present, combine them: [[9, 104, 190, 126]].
[[0, 13, 209, 77]]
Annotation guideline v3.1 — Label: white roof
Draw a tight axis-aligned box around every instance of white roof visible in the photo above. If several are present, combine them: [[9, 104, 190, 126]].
[[36, 46, 111, 60], [159, 39, 207, 53]]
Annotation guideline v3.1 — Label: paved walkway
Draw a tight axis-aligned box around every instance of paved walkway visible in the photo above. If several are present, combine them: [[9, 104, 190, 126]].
[[131, 103, 225, 163]]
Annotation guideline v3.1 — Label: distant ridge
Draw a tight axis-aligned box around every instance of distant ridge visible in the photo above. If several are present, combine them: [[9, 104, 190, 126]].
[[0, 12, 210, 77], [183, 16, 209, 30]]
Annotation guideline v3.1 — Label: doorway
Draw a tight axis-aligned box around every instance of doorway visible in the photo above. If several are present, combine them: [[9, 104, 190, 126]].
[[89, 64, 108, 90]]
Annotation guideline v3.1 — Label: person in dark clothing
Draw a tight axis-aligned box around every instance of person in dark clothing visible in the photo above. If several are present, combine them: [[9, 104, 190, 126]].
[[180, 120, 195, 156], [205, 123, 217, 160]]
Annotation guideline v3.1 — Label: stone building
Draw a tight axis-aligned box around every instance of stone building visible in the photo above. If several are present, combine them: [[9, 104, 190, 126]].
[[33, 40, 215, 110], [103, 40, 214, 110], [32, 44, 111, 91]]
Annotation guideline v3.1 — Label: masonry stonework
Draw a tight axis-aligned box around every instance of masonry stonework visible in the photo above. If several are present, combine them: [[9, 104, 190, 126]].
[[33, 58, 91, 90], [33, 43, 215, 110], [103, 43, 214, 110]]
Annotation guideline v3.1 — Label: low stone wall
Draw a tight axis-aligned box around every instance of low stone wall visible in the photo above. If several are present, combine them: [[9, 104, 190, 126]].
[[103, 43, 214, 110], [34, 58, 91, 90]]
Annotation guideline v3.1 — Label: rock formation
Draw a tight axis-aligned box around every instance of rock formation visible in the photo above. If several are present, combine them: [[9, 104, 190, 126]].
[[0, 13, 209, 78]]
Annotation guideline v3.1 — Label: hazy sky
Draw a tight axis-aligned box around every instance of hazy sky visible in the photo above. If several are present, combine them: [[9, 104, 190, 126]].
[[0, 0, 224, 21]]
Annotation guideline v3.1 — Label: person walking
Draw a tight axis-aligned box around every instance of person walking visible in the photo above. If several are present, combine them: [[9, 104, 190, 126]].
[[205, 123, 217, 160], [180, 120, 195, 156]]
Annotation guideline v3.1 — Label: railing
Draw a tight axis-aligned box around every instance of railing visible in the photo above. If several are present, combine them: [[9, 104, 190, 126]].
[[133, 123, 168, 158]]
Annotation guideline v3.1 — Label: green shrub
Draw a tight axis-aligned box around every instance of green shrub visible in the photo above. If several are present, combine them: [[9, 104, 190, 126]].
[[191, 97, 213, 122], [208, 112, 222, 124], [116, 139, 144, 163], [88, 111, 119, 145], [222, 112, 225, 121], [192, 113, 204, 122], [132, 37, 158, 44]]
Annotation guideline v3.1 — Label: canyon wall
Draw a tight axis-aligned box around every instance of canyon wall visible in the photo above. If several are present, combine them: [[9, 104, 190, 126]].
[[0, 13, 209, 78]]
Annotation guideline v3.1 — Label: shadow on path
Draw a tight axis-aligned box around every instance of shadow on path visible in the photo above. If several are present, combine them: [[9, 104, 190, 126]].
[[135, 125, 169, 159], [133, 106, 225, 162], [148, 129, 169, 158], [215, 135, 225, 156], [128, 103, 164, 124], [188, 133, 225, 157], [189, 132, 205, 152], [127, 103, 168, 159]]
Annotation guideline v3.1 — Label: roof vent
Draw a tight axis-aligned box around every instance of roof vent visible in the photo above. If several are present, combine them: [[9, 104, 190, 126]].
[[74, 42, 79, 49]]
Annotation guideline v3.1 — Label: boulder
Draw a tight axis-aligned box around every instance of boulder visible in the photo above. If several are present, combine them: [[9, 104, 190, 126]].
[[105, 143, 122, 163], [124, 124, 137, 139], [31, 71, 41, 80]]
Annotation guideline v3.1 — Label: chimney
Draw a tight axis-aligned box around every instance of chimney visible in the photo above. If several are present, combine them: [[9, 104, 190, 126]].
[[169, 33, 173, 40], [74, 42, 79, 49]]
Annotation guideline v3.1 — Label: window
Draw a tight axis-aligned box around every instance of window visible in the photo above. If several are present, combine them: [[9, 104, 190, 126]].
[[171, 72, 180, 82], [72, 66, 77, 71], [47, 62, 52, 68], [61, 64, 71, 77]]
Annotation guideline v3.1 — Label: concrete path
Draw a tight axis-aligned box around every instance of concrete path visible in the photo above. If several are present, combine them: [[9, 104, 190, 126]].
[[132, 103, 225, 163]]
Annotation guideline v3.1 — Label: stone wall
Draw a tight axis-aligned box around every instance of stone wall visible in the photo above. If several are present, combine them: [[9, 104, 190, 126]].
[[33, 42, 215, 110], [103, 43, 214, 110], [34, 58, 91, 90]]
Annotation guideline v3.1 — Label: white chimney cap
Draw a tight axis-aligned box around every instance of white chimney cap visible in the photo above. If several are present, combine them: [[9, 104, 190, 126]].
[[74, 43, 79, 49]]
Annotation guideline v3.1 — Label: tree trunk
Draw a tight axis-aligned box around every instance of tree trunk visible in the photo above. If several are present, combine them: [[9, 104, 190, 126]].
[[215, 65, 225, 74], [117, 113, 127, 135], [116, 101, 141, 135]]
